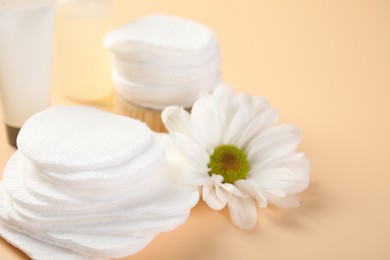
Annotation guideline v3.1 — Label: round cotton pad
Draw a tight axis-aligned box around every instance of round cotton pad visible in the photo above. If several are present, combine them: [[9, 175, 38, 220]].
[[105, 14, 221, 112], [17, 106, 152, 172], [0, 223, 85, 260], [104, 13, 215, 52], [0, 134, 200, 259]]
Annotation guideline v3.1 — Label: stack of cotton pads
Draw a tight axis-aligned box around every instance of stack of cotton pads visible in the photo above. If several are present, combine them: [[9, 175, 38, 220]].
[[104, 14, 221, 110], [104, 14, 221, 131], [0, 106, 199, 260]]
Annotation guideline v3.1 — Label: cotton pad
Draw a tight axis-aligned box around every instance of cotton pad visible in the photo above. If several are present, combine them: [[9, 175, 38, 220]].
[[17, 106, 152, 172], [39, 135, 164, 190], [0, 106, 199, 259], [104, 14, 222, 131], [0, 224, 87, 260], [2, 151, 197, 221], [104, 13, 215, 52], [1, 151, 198, 258], [0, 150, 198, 258]]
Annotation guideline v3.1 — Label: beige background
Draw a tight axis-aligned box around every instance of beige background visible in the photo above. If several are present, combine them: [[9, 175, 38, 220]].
[[1, 0, 390, 259]]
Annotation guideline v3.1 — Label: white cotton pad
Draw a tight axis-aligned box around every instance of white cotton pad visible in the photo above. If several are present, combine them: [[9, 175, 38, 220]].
[[2, 151, 197, 222], [0, 187, 97, 260], [112, 57, 221, 85], [0, 133, 200, 259], [39, 134, 164, 190], [104, 14, 221, 111], [104, 13, 215, 53], [17, 106, 152, 172], [112, 75, 221, 110], [2, 152, 152, 213], [0, 225, 90, 260]]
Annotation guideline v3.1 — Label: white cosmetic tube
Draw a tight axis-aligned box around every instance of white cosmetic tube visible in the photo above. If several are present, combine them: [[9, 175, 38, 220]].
[[0, 0, 56, 147]]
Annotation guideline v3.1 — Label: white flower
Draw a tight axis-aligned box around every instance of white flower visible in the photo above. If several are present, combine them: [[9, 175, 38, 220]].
[[162, 84, 310, 230]]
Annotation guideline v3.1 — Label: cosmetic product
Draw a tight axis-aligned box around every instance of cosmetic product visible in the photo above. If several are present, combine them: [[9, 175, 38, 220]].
[[0, 106, 199, 259], [0, 0, 56, 147], [56, 0, 113, 101]]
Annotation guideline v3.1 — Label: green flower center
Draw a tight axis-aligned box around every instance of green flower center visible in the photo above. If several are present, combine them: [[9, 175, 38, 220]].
[[208, 145, 249, 184]]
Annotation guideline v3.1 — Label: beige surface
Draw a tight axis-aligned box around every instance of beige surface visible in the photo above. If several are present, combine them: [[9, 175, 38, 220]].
[[1, 0, 390, 259]]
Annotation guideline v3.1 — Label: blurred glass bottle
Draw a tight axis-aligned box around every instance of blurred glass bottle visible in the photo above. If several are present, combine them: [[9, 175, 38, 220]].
[[56, 0, 113, 101]]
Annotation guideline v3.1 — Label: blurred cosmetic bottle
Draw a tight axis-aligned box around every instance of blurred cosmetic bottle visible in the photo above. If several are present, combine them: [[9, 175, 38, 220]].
[[0, 0, 56, 147], [56, 0, 113, 101]]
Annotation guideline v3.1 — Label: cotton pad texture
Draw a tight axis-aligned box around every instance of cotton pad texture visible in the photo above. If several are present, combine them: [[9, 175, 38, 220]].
[[0, 106, 199, 260], [104, 13, 221, 110]]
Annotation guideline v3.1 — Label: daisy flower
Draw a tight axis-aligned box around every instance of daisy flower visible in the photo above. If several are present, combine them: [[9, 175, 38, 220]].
[[162, 84, 310, 229]]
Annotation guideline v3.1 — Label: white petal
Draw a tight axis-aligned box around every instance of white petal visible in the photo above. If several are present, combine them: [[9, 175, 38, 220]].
[[284, 177, 309, 195], [201, 178, 214, 201], [237, 109, 279, 149], [250, 159, 283, 174], [219, 182, 243, 197], [222, 102, 253, 145], [228, 195, 258, 230], [247, 168, 293, 198], [283, 155, 310, 194], [202, 176, 227, 210], [248, 125, 300, 150], [235, 180, 268, 208], [183, 140, 211, 170], [234, 93, 253, 108], [204, 191, 227, 210], [250, 154, 310, 195], [215, 183, 229, 203], [211, 84, 235, 113], [191, 95, 223, 153], [212, 84, 238, 132], [247, 125, 302, 164], [169, 133, 210, 172], [182, 165, 210, 186], [206, 176, 243, 203], [269, 195, 301, 208], [251, 168, 298, 191], [210, 174, 224, 183], [284, 153, 311, 178], [251, 167, 296, 179], [162, 106, 192, 137], [264, 189, 286, 197], [234, 93, 268, 116], [252, 96, 269, 114], [249, 152, 296, 173]]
